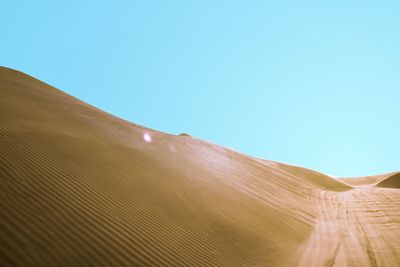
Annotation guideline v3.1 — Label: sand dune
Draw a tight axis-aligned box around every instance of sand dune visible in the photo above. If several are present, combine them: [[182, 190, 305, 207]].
[[376, 173, 400, 189], [339, 172, 399, 187], [0, 66, 399, 266]]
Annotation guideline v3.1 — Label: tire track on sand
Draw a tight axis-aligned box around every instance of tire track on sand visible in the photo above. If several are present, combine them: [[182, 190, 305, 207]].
[[293, 187, 400, 267]]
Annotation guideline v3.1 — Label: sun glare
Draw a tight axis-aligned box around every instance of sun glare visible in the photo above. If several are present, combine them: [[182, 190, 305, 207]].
[[143, 133, 152, 143]]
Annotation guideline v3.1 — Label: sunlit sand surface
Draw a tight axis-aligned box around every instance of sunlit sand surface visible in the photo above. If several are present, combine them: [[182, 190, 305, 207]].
[[0, 66, 399, 266], [292, 187, 400, 266]]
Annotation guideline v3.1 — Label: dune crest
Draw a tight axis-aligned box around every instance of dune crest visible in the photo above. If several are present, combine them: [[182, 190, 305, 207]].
[[339, 172, 399, 187], [0, 66, 399, 267]]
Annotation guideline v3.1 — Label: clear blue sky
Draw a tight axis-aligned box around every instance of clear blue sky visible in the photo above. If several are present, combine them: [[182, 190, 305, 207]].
[[2, 1, 400, 177]]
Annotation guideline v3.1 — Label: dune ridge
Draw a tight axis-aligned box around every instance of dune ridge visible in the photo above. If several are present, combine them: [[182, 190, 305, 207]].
[[0, 66, 399, 266], [375, 173, 400, 188], [339, 172, 400, 187]]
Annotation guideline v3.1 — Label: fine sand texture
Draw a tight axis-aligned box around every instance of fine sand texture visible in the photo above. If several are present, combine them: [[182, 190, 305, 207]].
[[0, 66, 399, 266]]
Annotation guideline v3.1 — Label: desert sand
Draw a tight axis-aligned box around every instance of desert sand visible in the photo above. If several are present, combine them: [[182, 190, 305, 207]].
[[0, 66, 399, 266]]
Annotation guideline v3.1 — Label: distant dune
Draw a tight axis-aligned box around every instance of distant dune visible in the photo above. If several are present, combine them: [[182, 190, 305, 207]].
[[0, 66, 399, 267], [339, 172, 399, 187], [375, 173, 400, 188]]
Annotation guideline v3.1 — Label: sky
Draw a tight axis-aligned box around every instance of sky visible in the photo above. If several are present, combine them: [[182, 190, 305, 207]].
[[2, 1, 400, 177]]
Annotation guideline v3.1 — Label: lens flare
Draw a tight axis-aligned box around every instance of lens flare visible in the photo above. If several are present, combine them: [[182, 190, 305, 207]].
[[143, 133, 152, 143]]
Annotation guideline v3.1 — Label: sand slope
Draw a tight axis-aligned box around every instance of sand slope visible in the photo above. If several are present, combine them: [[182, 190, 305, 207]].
[[290, 188, 400, 266], [339, 172, 399, 187], [0, 67, 399, 267], [376, 173, 400, 189]]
